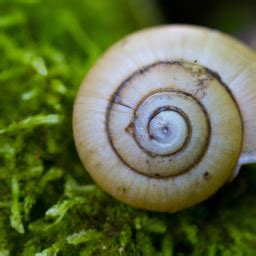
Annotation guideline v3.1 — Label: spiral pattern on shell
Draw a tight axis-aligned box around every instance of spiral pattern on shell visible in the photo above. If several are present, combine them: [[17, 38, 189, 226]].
[[73, 25, 256, 212]]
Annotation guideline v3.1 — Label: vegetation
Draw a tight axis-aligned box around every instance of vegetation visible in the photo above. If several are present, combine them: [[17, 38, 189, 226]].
[[0, 0, 255, 255]]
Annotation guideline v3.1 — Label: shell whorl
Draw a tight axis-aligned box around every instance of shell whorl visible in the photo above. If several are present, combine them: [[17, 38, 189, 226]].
[[73, 25, 256, 212], [106, 62, 213, 178]]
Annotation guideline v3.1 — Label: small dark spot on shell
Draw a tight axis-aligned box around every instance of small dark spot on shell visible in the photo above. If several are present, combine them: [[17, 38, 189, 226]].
[[146, 160, 149, 164], [204, 172, 210, 180], [194, 60, 198, 63], [139, 68, 146, 75], [154, 173, 160, 177], [149, 134, 154, 140], [117, 187, 127, 194]]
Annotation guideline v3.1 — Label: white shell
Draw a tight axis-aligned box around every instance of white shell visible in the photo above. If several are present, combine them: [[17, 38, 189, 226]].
[[73, 25, 256, 212]]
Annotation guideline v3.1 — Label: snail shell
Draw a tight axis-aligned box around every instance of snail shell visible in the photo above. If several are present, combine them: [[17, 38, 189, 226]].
[[73, 25, 256, 212]]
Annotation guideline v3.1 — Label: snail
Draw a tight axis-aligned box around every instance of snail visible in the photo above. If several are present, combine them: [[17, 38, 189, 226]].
[[73, 25, 256, 212]]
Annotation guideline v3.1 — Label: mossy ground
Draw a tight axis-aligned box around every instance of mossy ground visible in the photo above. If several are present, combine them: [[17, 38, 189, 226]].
[[0, 1, 256, 255]]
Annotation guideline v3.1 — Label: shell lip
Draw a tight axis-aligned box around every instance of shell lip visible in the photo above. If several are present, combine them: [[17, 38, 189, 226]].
[[239, 152, 256, 165]]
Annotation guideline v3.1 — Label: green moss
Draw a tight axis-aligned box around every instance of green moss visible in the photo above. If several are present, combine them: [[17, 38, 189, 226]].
[[0, 1, 256, 255]]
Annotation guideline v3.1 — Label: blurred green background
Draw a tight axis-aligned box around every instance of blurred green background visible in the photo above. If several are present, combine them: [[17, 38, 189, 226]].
[[0, 0, 255, 255]]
